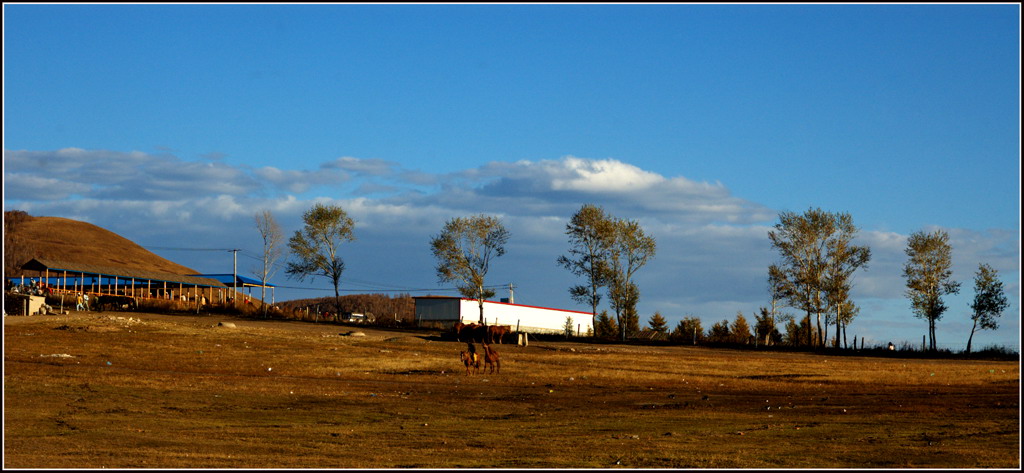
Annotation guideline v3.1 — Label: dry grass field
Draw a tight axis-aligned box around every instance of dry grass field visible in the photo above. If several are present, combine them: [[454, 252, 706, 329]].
[[4, 310, 1020, 469]]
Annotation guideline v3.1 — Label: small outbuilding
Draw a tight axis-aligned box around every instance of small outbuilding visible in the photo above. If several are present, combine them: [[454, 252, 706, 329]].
[[414, 296, 594, 336]]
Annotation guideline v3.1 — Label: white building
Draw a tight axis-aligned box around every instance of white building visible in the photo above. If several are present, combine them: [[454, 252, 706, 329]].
[[414, 296, 594, 336]]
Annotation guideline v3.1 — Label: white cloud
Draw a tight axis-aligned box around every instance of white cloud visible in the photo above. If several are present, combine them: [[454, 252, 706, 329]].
[[539, 156, 666, 192], [254, 166, 347, 194], [322, 156, 399, 177]]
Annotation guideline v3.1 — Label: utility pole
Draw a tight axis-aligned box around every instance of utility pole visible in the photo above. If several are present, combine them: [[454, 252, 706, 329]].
[[508, 283, 515, 304], [230, 249, 240, 307]]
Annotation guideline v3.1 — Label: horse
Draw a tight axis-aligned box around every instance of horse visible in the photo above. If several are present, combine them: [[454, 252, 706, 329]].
[[486, 325, 511, 344], [460, 323, 488, 343], [459, 350, 481, 375], [452, 322, 466, 341], [482, 343, 500, 374]]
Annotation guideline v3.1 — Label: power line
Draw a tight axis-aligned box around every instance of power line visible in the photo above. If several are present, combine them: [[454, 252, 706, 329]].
[[146, 246, 242, 252], [146, 245, 512, 296]]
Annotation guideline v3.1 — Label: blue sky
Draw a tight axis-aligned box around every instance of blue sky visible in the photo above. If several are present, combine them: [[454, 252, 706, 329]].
[[4, 4, 1020, 350]]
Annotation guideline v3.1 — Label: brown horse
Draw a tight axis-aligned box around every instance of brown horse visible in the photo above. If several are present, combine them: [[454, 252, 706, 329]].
[[482, 343, 500, 374], [452, 322, 466, 341], [459, 350, 481, 375], [486, 325, 511, 344], [459, 323, 489, 343]]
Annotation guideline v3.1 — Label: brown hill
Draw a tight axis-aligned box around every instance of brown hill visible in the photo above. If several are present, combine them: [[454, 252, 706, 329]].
[[3, 211, 198, 278]]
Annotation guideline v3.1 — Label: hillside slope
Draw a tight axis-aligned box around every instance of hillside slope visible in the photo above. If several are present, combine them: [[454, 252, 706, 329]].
[[4, 211, 198, 278]]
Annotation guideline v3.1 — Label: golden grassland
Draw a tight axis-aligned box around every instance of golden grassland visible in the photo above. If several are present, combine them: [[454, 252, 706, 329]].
[[4, 311, 1020, 469]]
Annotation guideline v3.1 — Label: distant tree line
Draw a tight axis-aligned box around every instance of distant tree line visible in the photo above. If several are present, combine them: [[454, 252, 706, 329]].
[[276, 293, 416, 326], [6, 200, 1010, 354], [563, 205, 1009, 353]]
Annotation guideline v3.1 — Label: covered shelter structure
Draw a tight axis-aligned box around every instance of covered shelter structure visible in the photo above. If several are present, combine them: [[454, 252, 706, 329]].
[[189, 274, 277, 305], [9, 257, 229, 308]]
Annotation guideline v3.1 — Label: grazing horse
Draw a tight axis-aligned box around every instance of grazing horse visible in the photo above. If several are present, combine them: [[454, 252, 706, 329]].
[[460, 323, 489, 343], [486, 325, 511, 344], [472, 324, 488, 343], [459, 350, 481, 375], [457, 323, 475, 342], [482, 343, 500, 374], [452, 322, 466, 341]]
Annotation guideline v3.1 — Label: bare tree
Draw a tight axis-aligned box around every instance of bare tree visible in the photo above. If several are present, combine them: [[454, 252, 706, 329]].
[[902, 229, 960, 352], [966, 263, 1008, 354], [430, 214, 510, 324], [286, 203, 356, 321], [254, 209, 283, 318]]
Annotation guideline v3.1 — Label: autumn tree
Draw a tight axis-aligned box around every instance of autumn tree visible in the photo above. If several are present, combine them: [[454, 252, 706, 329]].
[[754, 307, 782, 346], [607, 218, 656, 341], [903, 229, 960, 352], [966, 263, 1009, 354], [768, 209, 832, 347], [782, 314, 816, 347], [730, 311, 752, 344], [647, 312, 669, 333], [823, 214, 871, 348], [254, 209, 283, 318], [835, 300, 860, 349], [594, 310, 618, 339], [767, 264, 790, 327], [768, 208, 870, 348], [621, 305, 641, 339], [707, 319, 730, 343], [782, 316, 802, 346], [286, 203, 356, 320], [671, 315, 704, 344], [430, 214, 510, 324], [557, 204, 616, 330]]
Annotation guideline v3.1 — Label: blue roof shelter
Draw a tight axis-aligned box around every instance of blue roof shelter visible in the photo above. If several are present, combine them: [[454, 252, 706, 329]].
[[189, 274, 277, 304]]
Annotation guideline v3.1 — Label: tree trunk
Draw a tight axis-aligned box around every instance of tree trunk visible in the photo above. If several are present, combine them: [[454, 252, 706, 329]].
[[930, 320, 937, 352], [966, 319, 977, 354], [834, 306, 842, 349], [616, 308, 626, 342], [805, 312, 812, 347], [815, 311, 823, 347], [332, 275, 342, 324]]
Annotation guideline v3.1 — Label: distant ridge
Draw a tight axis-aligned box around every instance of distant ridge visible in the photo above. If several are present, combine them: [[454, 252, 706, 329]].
[[3, 211, 198, 278]]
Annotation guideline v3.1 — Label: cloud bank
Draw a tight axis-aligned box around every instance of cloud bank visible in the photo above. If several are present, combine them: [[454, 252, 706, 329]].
[[4, 148, 1019, 349]]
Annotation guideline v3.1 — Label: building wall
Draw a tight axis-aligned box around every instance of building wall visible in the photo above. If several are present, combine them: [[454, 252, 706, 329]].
[[414, 297, 462, 323], [415, 297, 594, 335]]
